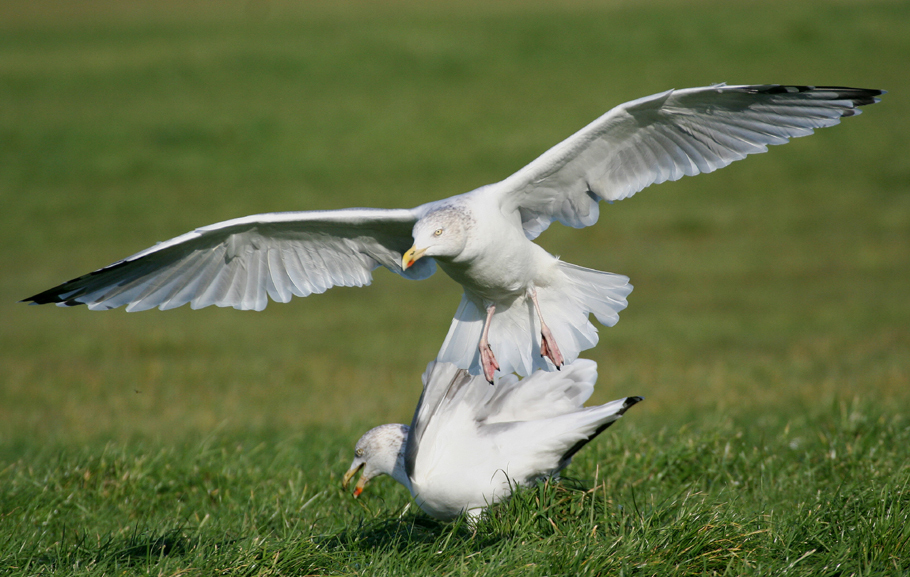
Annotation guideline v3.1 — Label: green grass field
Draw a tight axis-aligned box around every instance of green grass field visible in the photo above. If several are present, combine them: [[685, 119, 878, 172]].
[[2, 0, 909, 574]]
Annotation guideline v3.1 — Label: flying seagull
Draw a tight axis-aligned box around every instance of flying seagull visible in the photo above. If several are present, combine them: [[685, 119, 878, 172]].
[[342, 358, 641, 521], [23, 84, 883, 382]]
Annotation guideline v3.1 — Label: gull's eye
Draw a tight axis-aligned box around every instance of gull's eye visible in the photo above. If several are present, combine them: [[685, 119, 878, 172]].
[[434, 229, 443, 237], [355, 448, 364, 457]]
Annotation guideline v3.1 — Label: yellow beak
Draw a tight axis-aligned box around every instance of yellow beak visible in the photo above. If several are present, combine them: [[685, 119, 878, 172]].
[[342, 461, 363, 491], [402, 246, 428, 270], [353, 476, 368, 498]]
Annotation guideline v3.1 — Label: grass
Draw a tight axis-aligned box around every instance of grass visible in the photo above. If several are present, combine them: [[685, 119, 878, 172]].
[[1, 0, 909, 574], [4, 402, 908, 575]]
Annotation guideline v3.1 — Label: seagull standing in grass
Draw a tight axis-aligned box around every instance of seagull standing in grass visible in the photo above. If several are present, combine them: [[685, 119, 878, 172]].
[[342, 358, 642, 521], [24, 85, 882, 382]]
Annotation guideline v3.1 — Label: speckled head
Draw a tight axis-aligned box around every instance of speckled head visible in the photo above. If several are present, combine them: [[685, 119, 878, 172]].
[[342, 423, 409, 497], [402, 206, 473, 269]]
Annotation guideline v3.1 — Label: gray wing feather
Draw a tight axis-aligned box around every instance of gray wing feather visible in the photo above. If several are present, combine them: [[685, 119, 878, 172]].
[[24, 208, 436, 311], [494, 84, 883, 239]]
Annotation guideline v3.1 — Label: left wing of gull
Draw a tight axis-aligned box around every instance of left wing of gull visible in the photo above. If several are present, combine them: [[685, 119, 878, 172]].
[[23, 208, 435, 312], [493, 84, 883, 239]]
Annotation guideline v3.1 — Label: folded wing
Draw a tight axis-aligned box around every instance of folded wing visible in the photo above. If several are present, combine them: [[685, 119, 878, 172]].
[[494, 84, 883, 239], [23, 208, 435, 312], [404, 359, 602, 478]]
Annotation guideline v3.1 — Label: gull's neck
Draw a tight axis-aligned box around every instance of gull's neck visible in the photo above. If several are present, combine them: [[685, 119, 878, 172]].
[[373, 424, 413, 493]]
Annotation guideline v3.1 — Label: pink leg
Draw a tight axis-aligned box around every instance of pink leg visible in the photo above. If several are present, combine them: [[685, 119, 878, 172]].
[[530, 288, 564, 369], [478, 303, 499, 384]]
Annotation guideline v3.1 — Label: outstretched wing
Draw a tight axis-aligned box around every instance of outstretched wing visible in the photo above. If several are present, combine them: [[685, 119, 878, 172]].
[[23, 208, 436, 312], [492, 84, 883, 239]]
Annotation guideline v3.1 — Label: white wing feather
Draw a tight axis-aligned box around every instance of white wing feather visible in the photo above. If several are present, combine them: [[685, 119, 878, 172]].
[[25, 208, 436, 311], [407, 358, 597, 455], [493, 84, 882, 239], [405, 359, 638, 485]]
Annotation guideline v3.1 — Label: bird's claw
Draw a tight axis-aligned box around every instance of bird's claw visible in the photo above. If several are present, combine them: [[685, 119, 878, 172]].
[[480, 344, 499, 384], [540, 328, 564, 369]]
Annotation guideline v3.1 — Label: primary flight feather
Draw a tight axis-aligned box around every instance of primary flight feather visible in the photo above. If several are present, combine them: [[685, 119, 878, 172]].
[[24, 84, 883, 381]]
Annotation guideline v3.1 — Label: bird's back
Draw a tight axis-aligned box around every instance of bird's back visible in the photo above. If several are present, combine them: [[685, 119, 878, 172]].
[[406, 360, 626, 519]]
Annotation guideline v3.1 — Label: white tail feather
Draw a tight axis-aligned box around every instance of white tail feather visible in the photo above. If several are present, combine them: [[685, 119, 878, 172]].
[[491, 396, 639, 481], [436, 262, 632, 377]]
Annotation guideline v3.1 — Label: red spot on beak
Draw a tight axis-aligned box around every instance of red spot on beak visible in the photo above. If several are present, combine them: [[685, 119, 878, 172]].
[[402, 247, 426, 271]]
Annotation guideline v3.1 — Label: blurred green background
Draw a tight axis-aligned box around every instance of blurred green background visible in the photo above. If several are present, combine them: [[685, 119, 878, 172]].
[[2, 0, 908, 444]]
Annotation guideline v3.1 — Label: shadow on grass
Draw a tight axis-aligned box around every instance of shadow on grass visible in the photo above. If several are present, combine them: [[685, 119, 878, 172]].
[[20, 524, 211, 573], [319, 513, 472, 553], [321, 478, 603, 555], [100, 525, 199, 563], [20, 524, 352, 575]]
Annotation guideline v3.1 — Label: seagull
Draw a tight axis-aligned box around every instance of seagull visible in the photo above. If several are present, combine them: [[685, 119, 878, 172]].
[[23, 85, 882, 382], [342, 358, 641, 521]]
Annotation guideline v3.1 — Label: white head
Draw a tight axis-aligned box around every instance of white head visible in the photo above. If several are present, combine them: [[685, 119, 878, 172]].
[[342, 423, 410, 497], [401, 207, 472, 269]]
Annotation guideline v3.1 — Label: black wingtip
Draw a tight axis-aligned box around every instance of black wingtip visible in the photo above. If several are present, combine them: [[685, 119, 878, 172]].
[[21, 293, 49, 305], [20, 286, 86, 307], [619, 396, 644, 415], [558, 396, 645, 465], [746, 85, 885, 109], [20, 292, 50, 305], [18, 260, 133, 307]]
